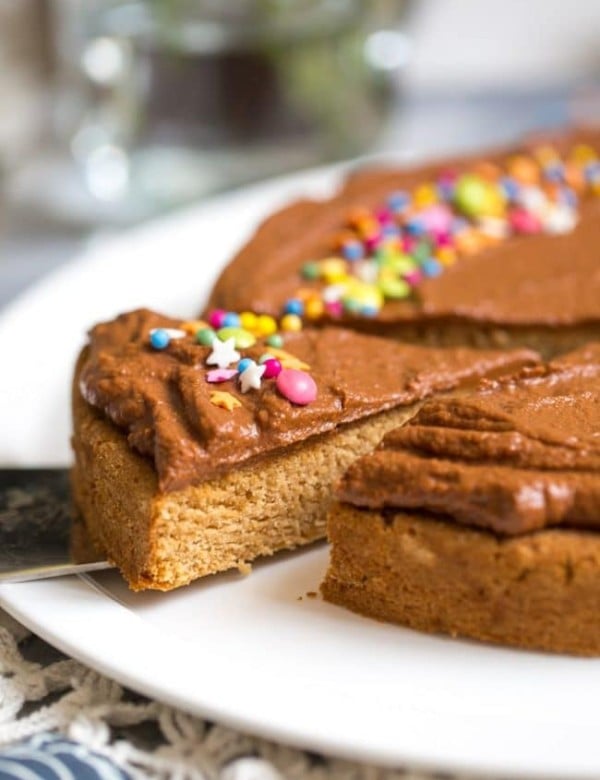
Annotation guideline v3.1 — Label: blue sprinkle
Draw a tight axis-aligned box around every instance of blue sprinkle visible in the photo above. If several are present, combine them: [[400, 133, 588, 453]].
[[585, 161, 600, 183], [436, 181, 455, 201], [238, 358, 254, 373], [421, 259, 443, 278], [341, 242, 364, 261], [405, 219, 425, 236], [499, 177, 520, 202], [559, 186, 578, 208], [283, 298, 305, 316], [381, 224, 401, 239], [543, 163, 565, 183], [222, 312, 241, 328], [150, 329, 170, 350], [361, 305, 380, 318], [387, 190, 410, 212]]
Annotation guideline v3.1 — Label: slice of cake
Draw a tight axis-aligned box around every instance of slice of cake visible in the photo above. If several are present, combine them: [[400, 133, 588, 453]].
[[322, 343, 600, 656], [71, 308, 536, 591], [206, 127, 600, 356]]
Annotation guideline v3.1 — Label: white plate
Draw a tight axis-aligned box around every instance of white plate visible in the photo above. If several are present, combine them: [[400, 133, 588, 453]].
[[1, 166, 599, 780]]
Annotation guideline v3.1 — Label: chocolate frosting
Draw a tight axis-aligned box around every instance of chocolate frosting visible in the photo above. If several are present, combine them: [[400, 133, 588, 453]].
[[78, 309, 537, 492], [336, 343, 600, 535], [206, 127, 600, 328]]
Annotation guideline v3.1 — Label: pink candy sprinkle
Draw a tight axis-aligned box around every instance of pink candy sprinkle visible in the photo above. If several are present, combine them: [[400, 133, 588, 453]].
[[375, 208, 394, 225], [364, 233, 382, 252], [208, 309, 227, 329], [509, 208, 542, 235], [325, 300, 344, 318], [276, 368, 317, 406], [419, 204, 452, 235], [402, 236, 416, 254], [263, 358, 282, 379], [404, 270, 424, 287], [206, 368, 238, 383]]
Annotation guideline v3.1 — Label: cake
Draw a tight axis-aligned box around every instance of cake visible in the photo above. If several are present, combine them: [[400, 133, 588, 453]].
[[322, 343, 600, 655], [71, 308, 536, 590], [206, 127, 600, 357]]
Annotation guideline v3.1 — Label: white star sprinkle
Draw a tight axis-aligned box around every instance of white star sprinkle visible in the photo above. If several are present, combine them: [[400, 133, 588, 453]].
[[206, 337, 240, 369], [239, 361, 266, 393]]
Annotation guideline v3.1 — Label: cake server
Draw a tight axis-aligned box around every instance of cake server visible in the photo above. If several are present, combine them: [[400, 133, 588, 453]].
[[0, 469, 112, 582]]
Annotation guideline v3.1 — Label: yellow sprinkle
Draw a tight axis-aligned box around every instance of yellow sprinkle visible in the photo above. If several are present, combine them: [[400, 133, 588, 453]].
[[356, 218, 379, 238], [570, 144, 597, 164], [240, 311, 258, 331], [305, 298, 324, 320], [413, 182, 438, 207], [320, 257, 348, 284], [209, 391, 241, 411], [280, 313, 303, 332], [180, 319, 209, 336], [266, 347, 310, 371], [255, 314, 277, 337], [435, 246, 457, 266]]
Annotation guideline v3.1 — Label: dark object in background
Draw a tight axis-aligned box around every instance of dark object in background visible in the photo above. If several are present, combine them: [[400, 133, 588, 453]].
[[0, 469, 110, 582]]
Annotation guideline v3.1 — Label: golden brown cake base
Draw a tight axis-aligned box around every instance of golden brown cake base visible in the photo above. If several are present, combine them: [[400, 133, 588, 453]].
[[322, 504, 600, 656], [71, 384, 418, 591]]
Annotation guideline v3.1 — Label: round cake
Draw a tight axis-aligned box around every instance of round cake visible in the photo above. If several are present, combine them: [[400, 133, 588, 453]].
[[206, 127, 600, 356]]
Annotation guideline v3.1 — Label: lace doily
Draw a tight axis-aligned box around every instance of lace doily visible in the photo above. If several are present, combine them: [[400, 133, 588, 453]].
[[0, 610, 474, 780]]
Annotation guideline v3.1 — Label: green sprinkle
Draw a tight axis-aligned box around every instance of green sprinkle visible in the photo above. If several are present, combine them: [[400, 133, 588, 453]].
[[266, 334, 284, 348], [196, 328, 216, 346], [301, 261, 320, 280]]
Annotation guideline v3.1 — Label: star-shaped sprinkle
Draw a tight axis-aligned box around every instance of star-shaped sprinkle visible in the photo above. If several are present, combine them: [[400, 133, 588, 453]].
[[207, 337, 240, 368], [239, 361, 266, 393], [209, 391, 241, 411], [265, 347, 310, 371], [206, 368, 238, 383]]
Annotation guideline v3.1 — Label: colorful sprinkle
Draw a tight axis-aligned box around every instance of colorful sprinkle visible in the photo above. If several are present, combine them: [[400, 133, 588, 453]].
[[222, 312, 241, 328], [280, 142, 595, 322], [240, 311, 258, 330], [206, 337, 240, 369], [276, 368, 317, 406], [196, 327, 217, 346], [239, 360, 265, 393], [266, 333, 284, 349], [237, 357, 254, 373], [209, 391, 241, 411], [216, 327, 256, 349], [280, 313, 303, 332], [180, 319, 209, 336], [208, 309, 227, 329], [283, 298, 304, 316], [266, 347, 310, 371], [150, 328, 170, 350], [263, 358, 282, 379], [255, 314, 277, 337], [206, 368, 238, 383]]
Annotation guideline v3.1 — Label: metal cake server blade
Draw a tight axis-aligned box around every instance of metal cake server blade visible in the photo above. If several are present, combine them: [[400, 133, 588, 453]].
[[0, 469, 113, 583]]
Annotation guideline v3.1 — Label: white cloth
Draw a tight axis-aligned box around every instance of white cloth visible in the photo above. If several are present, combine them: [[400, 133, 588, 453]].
[[0, 610, 461, 780]]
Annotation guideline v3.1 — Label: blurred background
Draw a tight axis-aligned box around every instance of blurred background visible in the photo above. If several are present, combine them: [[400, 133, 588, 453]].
[[1, 0, 599, 306]]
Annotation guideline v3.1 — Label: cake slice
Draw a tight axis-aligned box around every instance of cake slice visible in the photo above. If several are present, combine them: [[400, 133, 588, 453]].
[[71, 308, 536, 591], [322, 343, 600, 655], [206, 127, 600, 356]]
